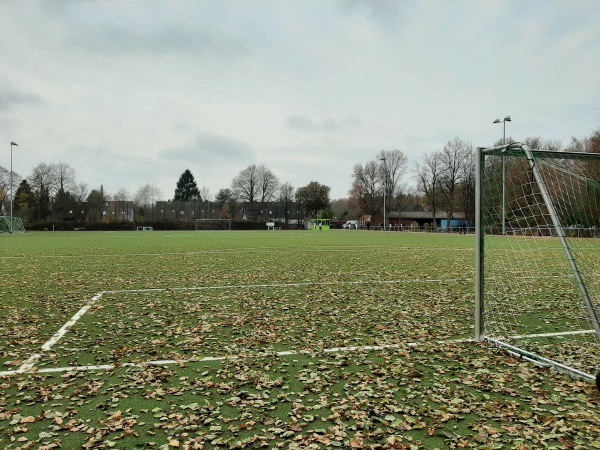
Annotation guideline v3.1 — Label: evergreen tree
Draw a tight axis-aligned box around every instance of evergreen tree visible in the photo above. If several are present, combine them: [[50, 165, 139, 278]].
[[14, 180, 33, 223], [14, 180, 33, 210], [33, 184, 51, 222], [87, 188, 106, 223], [53, 187, 77, 223], [174, 169, 201, 201]]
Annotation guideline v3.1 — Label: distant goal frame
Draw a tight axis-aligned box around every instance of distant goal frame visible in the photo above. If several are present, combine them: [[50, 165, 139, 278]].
[[194, 218, 232, 231], [0, 216, 25, 234]]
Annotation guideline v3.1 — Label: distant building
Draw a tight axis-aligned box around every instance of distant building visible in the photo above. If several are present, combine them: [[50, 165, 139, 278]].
[[389, 211, 468, 228]]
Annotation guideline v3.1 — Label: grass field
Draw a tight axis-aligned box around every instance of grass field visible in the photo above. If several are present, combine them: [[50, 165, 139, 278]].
[[1, 230, 599, 449]]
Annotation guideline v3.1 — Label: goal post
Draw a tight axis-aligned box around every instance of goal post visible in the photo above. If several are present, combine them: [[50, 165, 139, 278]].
[[0, 216, 25, 234], [476, 143, 600, 385], [194, 218, 231, 231]]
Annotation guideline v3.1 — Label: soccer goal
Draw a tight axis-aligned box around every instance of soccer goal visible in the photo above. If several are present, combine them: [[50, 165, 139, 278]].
[[475, 143, 600, 387], [136, 226, 153, 231], [0, 216, 25, 234], [194, 218, 231, 231]]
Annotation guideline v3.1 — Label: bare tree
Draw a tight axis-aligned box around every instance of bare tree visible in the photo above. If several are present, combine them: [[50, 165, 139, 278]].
[[28, 163, 52, 193], [113, 187, 130, 201], [349, 160, 381, 219], [49, 162, 77, 197], [378, 149, 408, 221], [458, 148, 476, 222], [543, 139, 563, 152], [415, 152, 443, 228], [493, 137, 516, 147], [590, 128, 600, 154], [438, 137, 474, 229], [232, 164, 259, 219], [523, 136, 543, 150], [278, 182, 295, 225], [523, 137, 563, 151], [257, 165, 279, 219], [199, 185, 211, 202], [73, 182, 89, 203], [111, 188, 130, 222], [232, 164, 279, 220], [134, 184, 162, 221], [565, 136, 587, 153], [394, 183, 410, 212], [0, 165, 23, 212]]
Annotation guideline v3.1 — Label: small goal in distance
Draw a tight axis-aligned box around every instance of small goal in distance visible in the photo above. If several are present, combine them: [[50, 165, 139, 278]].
[[0, 216, 25, 234], [475, 143, 600, 387], [194, 219, 232, 231]]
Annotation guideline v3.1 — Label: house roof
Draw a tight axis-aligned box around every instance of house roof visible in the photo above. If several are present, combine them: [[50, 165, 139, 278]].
[[389, 211, 466, 220]]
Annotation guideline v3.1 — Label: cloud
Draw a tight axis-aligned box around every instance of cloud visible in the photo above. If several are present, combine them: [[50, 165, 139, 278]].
[[0, 79, 43, 111], [337, 0, 415, 29], [172, 121, 192, 133], [67, 19, 249, 57], [286, 114, 362, 132], [160, 132, 254, 162]]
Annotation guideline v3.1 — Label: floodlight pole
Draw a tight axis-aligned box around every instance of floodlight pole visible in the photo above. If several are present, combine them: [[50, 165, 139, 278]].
[[9, 142, 18, 233], [493, 116, 511, 235], [380, 156, 387, 230]]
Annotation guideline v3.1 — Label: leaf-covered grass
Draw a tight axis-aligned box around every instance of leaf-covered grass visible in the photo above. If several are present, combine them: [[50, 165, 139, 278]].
[[1, 230, 599, 449]]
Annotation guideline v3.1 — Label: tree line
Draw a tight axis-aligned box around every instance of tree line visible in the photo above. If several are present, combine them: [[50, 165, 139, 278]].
[[345, 128, 600, 227], [0, 161, 331, 227], [1, 127, 598, 228]]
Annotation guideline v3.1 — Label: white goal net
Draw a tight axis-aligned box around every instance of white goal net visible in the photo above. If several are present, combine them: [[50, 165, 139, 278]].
[[476, 143, 600, 384], [194, 219, 231, 231]]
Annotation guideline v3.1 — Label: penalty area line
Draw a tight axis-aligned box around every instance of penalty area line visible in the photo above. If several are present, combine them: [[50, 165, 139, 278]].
[[104, 278, 470, 295], [0, 339, 470, 377], [8, 292, 107, 376], [41, 292, 106, 352], [8, 280, 468, 377]]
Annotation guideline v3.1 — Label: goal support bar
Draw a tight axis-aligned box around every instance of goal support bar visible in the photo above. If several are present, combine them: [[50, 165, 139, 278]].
[[475, 147, 485, 341]]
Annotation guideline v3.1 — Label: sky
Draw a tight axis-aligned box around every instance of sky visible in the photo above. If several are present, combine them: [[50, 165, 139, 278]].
[[1, 0, 599, 201]]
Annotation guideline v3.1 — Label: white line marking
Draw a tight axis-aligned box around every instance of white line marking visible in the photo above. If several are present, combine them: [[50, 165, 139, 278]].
[[104, 278, 470, 295], [18, 353, 41, 371], [509, 329, 596, 339], [40, 292, 105, 352], [8, 279, 470, 376], [0, 246, 473, 260], [0, 339, 470, 377]]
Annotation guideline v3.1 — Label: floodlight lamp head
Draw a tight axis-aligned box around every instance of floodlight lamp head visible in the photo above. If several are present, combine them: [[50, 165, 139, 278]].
[[493, 119, 501, 124], [10, 141, 18, 146], [504, 116, 511, 122]]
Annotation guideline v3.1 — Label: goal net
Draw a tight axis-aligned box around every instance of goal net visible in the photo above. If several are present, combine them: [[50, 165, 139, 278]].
[[476, 143, 600, 384], [194, 219, 231, 231], [0, 216, 25, 234]]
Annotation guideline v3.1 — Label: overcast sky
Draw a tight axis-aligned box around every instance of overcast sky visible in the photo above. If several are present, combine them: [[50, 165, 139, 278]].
[[1, 0, 599, 201]]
